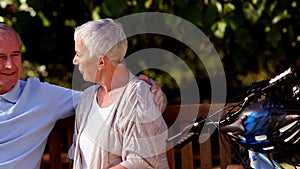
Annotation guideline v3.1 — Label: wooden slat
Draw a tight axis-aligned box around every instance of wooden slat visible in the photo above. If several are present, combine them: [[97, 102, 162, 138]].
[[179, 122, 194, 169], [166, 128, 176, 169], [219, 133, 232, 169], [226, 165, 245, 169], [41, 116, 74, 169], [163, 104, 226, 127], [200, 133, 212, 169], [180, 142, 194, 169], [166, 148, 175, 169], [48, 125, 62, 169]]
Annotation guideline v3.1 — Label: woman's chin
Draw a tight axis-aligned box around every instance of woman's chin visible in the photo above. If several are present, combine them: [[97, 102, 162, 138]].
[[83, 77, 95, 84]]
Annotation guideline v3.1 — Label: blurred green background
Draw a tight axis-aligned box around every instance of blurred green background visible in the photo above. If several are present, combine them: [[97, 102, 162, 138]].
[[1, 0, 299, 105]]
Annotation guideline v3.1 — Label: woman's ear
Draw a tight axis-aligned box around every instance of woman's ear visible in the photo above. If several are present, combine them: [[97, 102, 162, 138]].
[[98, 55, 105, 67]]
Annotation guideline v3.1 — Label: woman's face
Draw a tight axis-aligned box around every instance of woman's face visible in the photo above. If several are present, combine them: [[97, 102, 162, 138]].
[[73, 42, 98, 83]]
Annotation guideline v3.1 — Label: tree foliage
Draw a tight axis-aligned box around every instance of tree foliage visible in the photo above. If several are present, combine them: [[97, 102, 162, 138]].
[[0, 0, 299, 104]]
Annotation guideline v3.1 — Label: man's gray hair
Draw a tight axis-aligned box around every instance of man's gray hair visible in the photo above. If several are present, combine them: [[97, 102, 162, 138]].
[[0, 23, 22, 49], [74, 19, 128, 63]]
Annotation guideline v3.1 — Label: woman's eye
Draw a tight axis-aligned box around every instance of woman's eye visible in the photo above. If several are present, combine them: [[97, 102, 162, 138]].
[[75, 52, 80, 57]]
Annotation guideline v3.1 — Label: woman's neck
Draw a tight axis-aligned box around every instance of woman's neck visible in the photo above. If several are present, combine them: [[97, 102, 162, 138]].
[[97, 63, 129, 107], [101, 63, 129, 93]]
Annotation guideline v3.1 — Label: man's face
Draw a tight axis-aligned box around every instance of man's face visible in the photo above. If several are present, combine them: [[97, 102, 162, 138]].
[[0, 32, 22, 94]]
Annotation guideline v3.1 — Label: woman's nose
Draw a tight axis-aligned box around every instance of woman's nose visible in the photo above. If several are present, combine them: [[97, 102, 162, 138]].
[[73, 56, 78, 65]]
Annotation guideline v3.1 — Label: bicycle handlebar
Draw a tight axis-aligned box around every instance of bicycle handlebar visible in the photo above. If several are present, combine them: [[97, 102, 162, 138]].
[[166, 67, 297, 147], [269, 67, 294, 84]]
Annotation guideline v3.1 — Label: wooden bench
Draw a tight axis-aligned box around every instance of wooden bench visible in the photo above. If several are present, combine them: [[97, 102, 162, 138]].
[[41, 104, 243, 169], [40, 116, 74, 169]]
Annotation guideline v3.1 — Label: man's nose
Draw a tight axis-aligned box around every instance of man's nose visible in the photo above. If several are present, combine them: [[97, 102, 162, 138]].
[[4, 57, 13, 69]]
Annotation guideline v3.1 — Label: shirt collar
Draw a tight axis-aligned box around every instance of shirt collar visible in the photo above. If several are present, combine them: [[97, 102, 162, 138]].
[[1, 80, 21, 103]]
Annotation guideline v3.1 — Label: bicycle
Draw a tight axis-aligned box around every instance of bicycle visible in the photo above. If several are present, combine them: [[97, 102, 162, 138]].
[[166, 67, 300, 169]]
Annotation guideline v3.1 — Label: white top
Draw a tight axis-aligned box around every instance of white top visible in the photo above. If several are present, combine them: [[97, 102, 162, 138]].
[[80, 92, 114, 169]]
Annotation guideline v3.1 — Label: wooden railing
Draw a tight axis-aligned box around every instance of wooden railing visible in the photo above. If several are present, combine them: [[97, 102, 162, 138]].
[[41, 104, 243, 169]]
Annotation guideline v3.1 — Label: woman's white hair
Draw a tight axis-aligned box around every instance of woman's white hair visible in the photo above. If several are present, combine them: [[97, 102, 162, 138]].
[[74, 19, 128, 63]]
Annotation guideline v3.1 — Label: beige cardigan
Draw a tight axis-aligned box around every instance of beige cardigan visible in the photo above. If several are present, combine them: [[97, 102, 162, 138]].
[[68, 75, 169, 169]]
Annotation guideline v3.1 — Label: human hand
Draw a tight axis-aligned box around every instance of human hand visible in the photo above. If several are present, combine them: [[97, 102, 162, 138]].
[[138, 74, 165, 111]]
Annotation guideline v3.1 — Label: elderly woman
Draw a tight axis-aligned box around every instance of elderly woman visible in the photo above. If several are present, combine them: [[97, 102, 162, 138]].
[[68, 19, 169, 169]]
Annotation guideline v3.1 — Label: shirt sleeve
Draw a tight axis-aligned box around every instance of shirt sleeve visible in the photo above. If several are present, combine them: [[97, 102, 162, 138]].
[[41, 81, 82, 120], [118, 81, 168, 169]]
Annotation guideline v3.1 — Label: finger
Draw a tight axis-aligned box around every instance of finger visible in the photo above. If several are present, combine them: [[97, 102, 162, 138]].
[[138, 74, 150, 83], [149, 79, 161, 93], [153, 89, 164, 110], [154, 90, 166, 112], [154, 89, 163, 103]]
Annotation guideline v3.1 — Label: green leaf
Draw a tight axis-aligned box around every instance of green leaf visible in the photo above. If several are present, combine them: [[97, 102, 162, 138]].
[[27, 0, 44, 11], [266, 27, 282, 47], [174, 0, 188, 7], [102, 0, 127, 17]]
